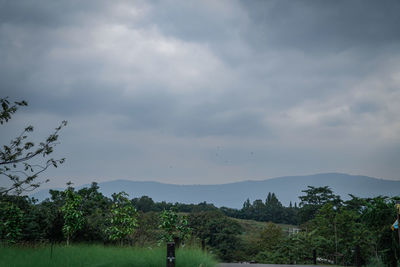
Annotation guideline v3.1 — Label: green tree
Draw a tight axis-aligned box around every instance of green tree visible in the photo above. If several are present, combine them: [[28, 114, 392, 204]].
[[206, 215, 243, 261], [298, 186, 341, 224], [158, 208, 191, 247], [256, 233, 312, 265], [105, 191, 138, 245], [188, 211, 243, 261], [265, 192, 284, 222], [306, 196, 398, 266], [0, 97, 67, 195], [60, 186, 84, 245], [132, 195, 156, 212], [309, 203, 342, 264], [234, 194, 296, 224], [361, 196, 399, 266], [258, 222, 284, 251], [77, 182, 111, 242], [253, 222, 309, 264], [0, 201, 23, 243], [132, 211, 160, 246], [188, 211, 220, 250]]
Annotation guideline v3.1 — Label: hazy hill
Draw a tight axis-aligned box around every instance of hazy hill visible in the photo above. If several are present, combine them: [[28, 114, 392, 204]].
[[31, 173, 399, 208]]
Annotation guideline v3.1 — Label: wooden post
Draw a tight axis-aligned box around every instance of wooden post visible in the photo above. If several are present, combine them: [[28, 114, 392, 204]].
[[334, 219, 338, 265], [355, 245, 361, 267], [313, 249, 316, 265], [50, 241, 54, 259], [167, 242, 175, 267]]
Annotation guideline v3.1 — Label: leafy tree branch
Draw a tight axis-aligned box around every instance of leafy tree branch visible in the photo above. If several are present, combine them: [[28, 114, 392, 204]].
[[0, 97, 67, 195]]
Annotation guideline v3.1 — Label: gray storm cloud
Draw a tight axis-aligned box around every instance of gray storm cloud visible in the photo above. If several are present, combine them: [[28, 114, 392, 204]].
[[0, 0, 399, 188]]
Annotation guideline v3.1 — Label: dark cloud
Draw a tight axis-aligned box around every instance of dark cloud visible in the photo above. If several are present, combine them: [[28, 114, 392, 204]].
[[0, 0, 111, 27], [1, 0, 399, 186], [242, 0, 400, 53], [147, 1, 245, 42]]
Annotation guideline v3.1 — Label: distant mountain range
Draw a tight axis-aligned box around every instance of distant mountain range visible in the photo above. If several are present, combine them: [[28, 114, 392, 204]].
[[31, 173, 400, 208]]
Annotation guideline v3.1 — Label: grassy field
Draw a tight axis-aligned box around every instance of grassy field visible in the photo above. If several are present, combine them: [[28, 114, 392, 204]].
[[232, 217, 296, 243], [0, 244, 218, 267], [233, 217, 295, 232]]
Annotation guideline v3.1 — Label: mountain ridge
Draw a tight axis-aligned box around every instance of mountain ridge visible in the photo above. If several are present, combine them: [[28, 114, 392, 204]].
[[31, 173, 400, 208]]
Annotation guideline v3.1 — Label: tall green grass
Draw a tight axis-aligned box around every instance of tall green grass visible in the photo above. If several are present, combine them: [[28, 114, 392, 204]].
[[0, 244, 217, 267]]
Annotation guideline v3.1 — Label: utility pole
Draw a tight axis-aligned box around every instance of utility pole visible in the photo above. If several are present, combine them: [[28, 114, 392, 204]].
[[334, 218, 338, 265]]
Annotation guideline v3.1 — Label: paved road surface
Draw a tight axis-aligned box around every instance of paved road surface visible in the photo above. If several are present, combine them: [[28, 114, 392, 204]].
[[220, 264, 326, 267]]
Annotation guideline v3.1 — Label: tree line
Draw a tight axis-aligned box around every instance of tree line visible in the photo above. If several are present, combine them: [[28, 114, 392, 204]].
[[1, 183, 400, 265], [0, 182, 242, 261]]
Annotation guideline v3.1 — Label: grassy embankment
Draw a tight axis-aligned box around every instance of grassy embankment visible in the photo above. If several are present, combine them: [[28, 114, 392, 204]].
[[233, 217, 295, 243], [0, 244, 217, 267]]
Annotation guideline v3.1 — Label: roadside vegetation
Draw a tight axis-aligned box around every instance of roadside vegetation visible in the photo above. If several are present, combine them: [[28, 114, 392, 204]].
[[1, 183, 399, 266], [0, 244, 217, 267]]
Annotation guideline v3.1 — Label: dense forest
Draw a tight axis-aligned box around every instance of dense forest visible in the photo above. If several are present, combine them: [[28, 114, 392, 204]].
[[1, 182, 399, 266]]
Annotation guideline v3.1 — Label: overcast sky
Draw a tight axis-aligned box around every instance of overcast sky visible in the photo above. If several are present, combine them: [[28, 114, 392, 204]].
[[1, 0, 400, 188]]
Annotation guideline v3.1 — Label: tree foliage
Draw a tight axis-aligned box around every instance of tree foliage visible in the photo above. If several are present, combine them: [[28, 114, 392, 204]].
[[76, 182, 111, 242], [105, 191, 138, 245], [158, 208, 191, 247], [222, 192, 298, 225], [0, 97, 67, 195], [298, 186, 341, 223], [258, 222, 284, 251], [188, 211, 243, 261], [60, 186, 84, 245], [0, 201, 24, 243]]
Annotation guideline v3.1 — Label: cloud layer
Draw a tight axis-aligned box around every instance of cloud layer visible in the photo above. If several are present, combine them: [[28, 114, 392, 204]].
[[1, 0, 399, 187]]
